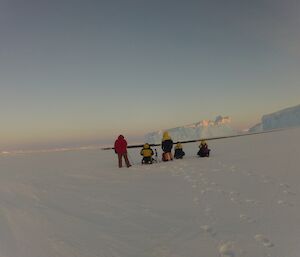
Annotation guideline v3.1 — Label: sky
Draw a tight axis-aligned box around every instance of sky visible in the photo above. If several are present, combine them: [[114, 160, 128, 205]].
[[0, 0, 300, 150]]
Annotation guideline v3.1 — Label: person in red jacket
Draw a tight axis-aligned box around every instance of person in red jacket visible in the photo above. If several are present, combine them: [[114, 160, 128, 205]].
[[114, 135, 131, 168]]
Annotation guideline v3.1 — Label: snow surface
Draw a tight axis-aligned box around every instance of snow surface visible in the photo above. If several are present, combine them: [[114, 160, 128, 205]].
[[249, 104, 300, 132], [145, 116, 237, 144], [0, 127, 300, 257]]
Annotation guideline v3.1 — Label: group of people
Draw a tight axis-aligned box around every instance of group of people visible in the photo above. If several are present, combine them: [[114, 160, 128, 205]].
[[114, 132, 210, 168]]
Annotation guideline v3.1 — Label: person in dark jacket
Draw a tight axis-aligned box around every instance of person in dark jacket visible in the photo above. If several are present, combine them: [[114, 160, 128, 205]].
[[197, 140, 210, 157], [114, 135, 131, 168], [140, 143, 154, 164], [161, 131, 173, 161], [174, 143, 185, 159]]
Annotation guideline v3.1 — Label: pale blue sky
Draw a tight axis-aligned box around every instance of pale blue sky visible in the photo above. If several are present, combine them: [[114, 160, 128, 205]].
[[0, 0, 299, 150]]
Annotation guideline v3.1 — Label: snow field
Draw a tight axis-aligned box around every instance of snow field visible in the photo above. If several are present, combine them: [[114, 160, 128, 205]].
[[0, 127, 299, 257]]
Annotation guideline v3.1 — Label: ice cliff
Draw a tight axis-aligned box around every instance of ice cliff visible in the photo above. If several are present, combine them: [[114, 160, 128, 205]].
[[249, 104, 300, 132]]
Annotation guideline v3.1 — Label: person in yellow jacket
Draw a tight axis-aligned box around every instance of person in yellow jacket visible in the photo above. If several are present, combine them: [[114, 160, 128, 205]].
[[140, 143, 154, 164]]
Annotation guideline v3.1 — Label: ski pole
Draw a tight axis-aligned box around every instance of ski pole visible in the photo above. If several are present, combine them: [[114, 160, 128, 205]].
[[154, 149, 158, 163], [127, 152, 135, 166]]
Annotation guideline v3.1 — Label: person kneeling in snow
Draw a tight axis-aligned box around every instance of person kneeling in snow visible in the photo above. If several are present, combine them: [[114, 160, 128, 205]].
[[197, 140, 210, 157], [140, 143, 154, 164], [174, 143, 185, 159]]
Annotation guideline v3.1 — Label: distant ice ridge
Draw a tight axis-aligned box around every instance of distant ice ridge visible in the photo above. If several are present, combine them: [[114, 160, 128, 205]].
[[145, 116, 238, 144], [249, 104, 300, 132], [0, 145, 102, 156]]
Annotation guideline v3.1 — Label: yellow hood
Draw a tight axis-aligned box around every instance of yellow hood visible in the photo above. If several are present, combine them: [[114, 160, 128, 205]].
[[200, 140, 207, 145], [162, 131, 171, 141], [175, 143, 182, 149]]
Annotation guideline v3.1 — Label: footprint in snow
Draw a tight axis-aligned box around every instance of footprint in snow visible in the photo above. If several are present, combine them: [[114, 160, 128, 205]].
[[201, 178, 209, 184], [282, 190, 296, 196], [229, 166, 236, 172], [244, 171, 254, 176], [254, 234, 274, 248], [245, 199, 260, 205], [204, 207, 212, 213], [187, 178, 196, 184], [239, 214, 256, 223], [184, 176, 195, 183], [200, 189, 206, 195], [217, 189, 226, 194], [261, 179, 271, 184], [277, 200, 294, 207], [229, 191, 240, 197], [218, 241, 237, 257], [228, 192, 242, 204], [230, 197, 242, 205], [279, 183, 290, 188], [200, 225, 216, 237], [150, 245, 172, 257], [193, 197, 199, 205]]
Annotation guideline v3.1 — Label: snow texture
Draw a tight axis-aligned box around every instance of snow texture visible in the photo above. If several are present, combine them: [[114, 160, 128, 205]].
[[0, 127, 299, 257]]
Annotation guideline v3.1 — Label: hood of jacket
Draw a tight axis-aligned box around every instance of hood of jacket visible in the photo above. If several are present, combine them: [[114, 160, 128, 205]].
[[162, 131, 171, 141], [118, 135, 124, 140]]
